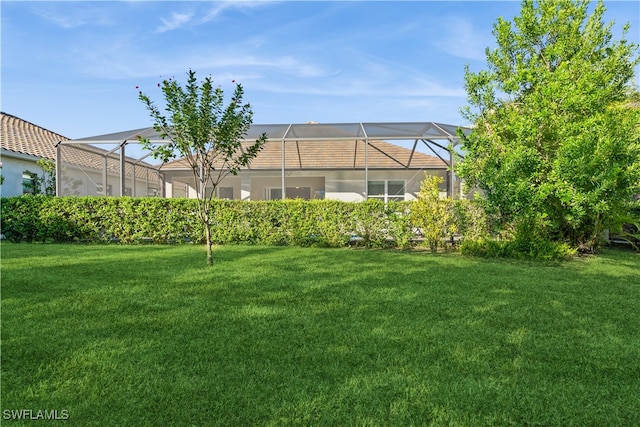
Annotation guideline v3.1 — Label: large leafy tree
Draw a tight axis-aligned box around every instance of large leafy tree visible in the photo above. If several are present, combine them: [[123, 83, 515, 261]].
[[457, 0, 640, 252], [138, 70, 266, 266]]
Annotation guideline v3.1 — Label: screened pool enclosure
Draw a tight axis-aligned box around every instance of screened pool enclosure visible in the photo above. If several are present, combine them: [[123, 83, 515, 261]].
[[56, 122, 469, 199]]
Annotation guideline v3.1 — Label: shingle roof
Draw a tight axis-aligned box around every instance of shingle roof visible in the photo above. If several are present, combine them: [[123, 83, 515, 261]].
[[161, 139, 447, 171], [1, 112, 68, 159]]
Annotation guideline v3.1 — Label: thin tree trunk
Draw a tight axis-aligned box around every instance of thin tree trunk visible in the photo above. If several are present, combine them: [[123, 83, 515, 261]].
[[203, 206, 214, 266], [199, 189, 214, 266], [205, 225, 214, 266]]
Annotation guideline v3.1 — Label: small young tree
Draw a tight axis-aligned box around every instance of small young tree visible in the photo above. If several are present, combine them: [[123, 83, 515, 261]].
[[22, 170, 40, 194], [410, 174, 457, 253], [21, 160, 55, 195], [37, 158, 56, 196], [457, 0, 640, 253], [138, 70, 266, 266]]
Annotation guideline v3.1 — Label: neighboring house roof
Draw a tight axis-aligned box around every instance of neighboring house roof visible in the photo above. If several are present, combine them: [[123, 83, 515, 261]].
[[1, 112, 68, 159], [160, 139, 447, 171], [1, 112, 157, 180]]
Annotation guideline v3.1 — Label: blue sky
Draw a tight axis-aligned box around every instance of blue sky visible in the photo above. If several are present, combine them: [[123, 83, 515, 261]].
[[2, 1, 639, 140]]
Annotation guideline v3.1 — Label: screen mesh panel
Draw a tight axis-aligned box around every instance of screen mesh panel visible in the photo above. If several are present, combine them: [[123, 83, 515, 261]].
[[58, 143, 162, 196]]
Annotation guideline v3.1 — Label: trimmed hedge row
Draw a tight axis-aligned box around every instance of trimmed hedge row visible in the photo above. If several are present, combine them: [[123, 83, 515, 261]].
[[1, 196, 432, 248], [1, 196, 492, 249]]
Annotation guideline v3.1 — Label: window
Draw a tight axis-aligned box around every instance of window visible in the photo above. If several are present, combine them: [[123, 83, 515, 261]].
[[286, 187, 311, 200], [266, 187, 312, 200], [368, 180, 405, 202], [368, 181, 385, 200], [267, 188, 282, 200], [387, 181, 405, 202], [22, 171, 38, 194], [217, 187, 234, 200], [96, 184, 112, 196]]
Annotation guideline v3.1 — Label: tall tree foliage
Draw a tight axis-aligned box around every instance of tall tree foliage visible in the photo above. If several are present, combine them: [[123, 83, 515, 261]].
[[457, 0, 640, 252], [138, 70, 266, 266]]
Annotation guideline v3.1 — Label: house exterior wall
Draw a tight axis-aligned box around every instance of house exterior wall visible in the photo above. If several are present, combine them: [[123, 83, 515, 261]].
[[0, 150, 46, 197], [54, 142, 163, 197], [55, 165, 162, 197], [0, 150, 106, 197], [322, 169, 448, 201], [161, 168, 450, 201], [248, 173, 325, 201]]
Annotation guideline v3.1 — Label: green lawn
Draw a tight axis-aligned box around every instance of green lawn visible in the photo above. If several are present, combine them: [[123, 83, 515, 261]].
[[2, 243, 639, 426]]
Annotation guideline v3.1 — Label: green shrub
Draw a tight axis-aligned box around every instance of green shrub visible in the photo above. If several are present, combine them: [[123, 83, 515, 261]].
[[387, 202, 415, 250], [311, 199, 356, 247], [0, 196, 414, 248], [460, 239, 509, 258], [0, 195, 575, 260], [461, 237, 576, 260], [1, 195, 47, 242], [452, 197, 490, 242], [410, 174, 457, 253], [608, 200, 640, 251]]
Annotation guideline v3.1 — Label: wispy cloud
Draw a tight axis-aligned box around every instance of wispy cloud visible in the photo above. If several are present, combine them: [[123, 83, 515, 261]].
[[78, 46, 335, 81], [438, 16, 491, 62], [157, 11, 195, 33], [199, 2, 236, 23], [257, 78, 464, 99], [156, 1, 275, 33], [300, 51, 467, 98], [30, 4, 115, 29], [250, 69, 465, 99]]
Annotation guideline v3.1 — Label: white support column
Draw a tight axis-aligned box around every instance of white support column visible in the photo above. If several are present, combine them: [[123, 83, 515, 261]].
[[360, 123, 369, 201], [281, 139, 286, 200], [102, 157, 108, 196], [131, 164, 136, 197], [120, 143, 126, 197], [448, 138, 455, 199], [364, 140, 369, 200], [280, 124, 292, 201], [163, 175, 172, 198], [55, 142, 62, 196], [241, 174, 251, 200]]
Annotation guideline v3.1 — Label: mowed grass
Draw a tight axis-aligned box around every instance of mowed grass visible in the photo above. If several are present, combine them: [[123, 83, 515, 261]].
[[1, 243, 639, 426]]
